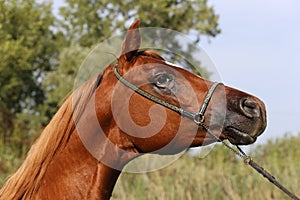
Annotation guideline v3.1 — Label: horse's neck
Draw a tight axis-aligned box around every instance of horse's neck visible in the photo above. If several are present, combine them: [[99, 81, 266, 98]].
[[36, 83, 137, 199], [35, 89, 119, 199], [36, 129, 121, 199]]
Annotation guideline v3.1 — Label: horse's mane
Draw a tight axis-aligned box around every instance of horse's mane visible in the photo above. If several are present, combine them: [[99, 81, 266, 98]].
[[0, 73, 102, 200]]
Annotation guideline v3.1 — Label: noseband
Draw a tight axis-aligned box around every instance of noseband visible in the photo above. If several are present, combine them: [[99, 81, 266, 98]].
[[113, 63, 222, 127]]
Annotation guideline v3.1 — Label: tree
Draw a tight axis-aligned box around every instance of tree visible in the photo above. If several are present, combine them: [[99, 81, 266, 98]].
[[43, 0, 221, 115], [0, 0, 61, 141], [59, 0, 220, 46], [41, 44, 91, 120]]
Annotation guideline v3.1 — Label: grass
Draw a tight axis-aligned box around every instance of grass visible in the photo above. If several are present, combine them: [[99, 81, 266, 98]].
[[1, 133, 299, 199], [112, 133, 300, 200]]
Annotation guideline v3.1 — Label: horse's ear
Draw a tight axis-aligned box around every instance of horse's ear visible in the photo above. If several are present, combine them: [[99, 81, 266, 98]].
[[121, 20, 141, 62]]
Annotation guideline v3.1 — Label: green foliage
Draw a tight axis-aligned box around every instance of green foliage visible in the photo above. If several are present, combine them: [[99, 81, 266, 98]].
[[112, 134, 300, 200], [59, 0, 220, 47], [0, 0, 58, 111], [58, 0, 220, 78], [0, 1, 65, 183], [0, 112, 43, 186], [0, 0, 62, 141], [41, 45, 91, 120]]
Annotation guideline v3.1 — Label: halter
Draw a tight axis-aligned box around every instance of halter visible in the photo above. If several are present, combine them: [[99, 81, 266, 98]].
[[113, 62, 300, 200], [113, 63, 222, 127]]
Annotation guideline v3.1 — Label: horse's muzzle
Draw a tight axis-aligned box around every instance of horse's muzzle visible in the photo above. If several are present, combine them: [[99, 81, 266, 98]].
[[223, 94, 267, 145]]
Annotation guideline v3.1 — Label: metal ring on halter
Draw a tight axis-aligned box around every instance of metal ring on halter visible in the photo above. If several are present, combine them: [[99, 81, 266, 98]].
[[193, 82, 223, 125], [193, 113, 205, 125]]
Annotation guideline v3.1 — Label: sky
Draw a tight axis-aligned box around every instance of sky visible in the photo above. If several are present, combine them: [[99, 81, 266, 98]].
[[51, 0, 300, 145], [201, 0, 300, 144]]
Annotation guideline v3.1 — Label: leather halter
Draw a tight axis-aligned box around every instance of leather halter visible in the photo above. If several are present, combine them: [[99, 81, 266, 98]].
[[113, 63, 222, 126]]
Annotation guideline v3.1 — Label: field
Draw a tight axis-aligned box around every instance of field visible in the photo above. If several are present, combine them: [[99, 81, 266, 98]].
[[1, 133, 299, 199], [112, 134, 300, 200]]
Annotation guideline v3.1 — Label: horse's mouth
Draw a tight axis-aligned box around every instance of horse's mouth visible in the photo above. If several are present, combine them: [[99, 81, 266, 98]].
[[223, 126, 256, 145]]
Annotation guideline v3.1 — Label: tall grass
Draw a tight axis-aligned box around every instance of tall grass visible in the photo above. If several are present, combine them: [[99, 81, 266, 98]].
[[112, 133, 300, 200], [1, 133, 299, 199]]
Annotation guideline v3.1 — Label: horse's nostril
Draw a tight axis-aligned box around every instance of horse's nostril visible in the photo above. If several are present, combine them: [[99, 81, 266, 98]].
[[240, 98, 260, 118]]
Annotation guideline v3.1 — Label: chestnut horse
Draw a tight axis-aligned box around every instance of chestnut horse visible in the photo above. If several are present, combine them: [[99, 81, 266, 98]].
[[0, 20, 266, 199]]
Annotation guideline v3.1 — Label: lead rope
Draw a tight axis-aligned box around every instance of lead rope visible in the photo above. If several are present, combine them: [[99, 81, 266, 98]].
[[199, 121, 300, 200], [113, 63, 299, 200]]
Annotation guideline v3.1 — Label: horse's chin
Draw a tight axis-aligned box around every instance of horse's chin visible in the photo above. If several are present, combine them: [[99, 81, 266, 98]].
[[223, 126, 257, 145]]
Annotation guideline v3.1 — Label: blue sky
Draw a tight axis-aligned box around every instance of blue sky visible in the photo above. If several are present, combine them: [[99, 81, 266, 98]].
[[201, 0, 300, 144], [52, 0, 300, 144]]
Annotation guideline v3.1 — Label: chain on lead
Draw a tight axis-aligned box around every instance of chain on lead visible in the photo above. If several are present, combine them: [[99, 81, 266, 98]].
[[199, 121, 252, 164]]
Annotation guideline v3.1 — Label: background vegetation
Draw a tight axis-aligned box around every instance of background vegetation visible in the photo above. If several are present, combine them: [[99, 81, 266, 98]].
[[0, 0, 298, 199], [112, 133, 300, 199]]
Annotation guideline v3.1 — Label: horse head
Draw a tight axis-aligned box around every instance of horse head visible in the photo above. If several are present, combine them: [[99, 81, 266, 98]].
[[95, 20, 267, 155]]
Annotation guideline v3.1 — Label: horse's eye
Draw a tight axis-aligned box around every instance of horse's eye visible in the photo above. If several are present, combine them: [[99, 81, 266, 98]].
[[154, 74, 172, 88]]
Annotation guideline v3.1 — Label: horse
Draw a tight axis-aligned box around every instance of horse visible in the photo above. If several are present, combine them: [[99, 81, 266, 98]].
[[0, 20, 266, 200]]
